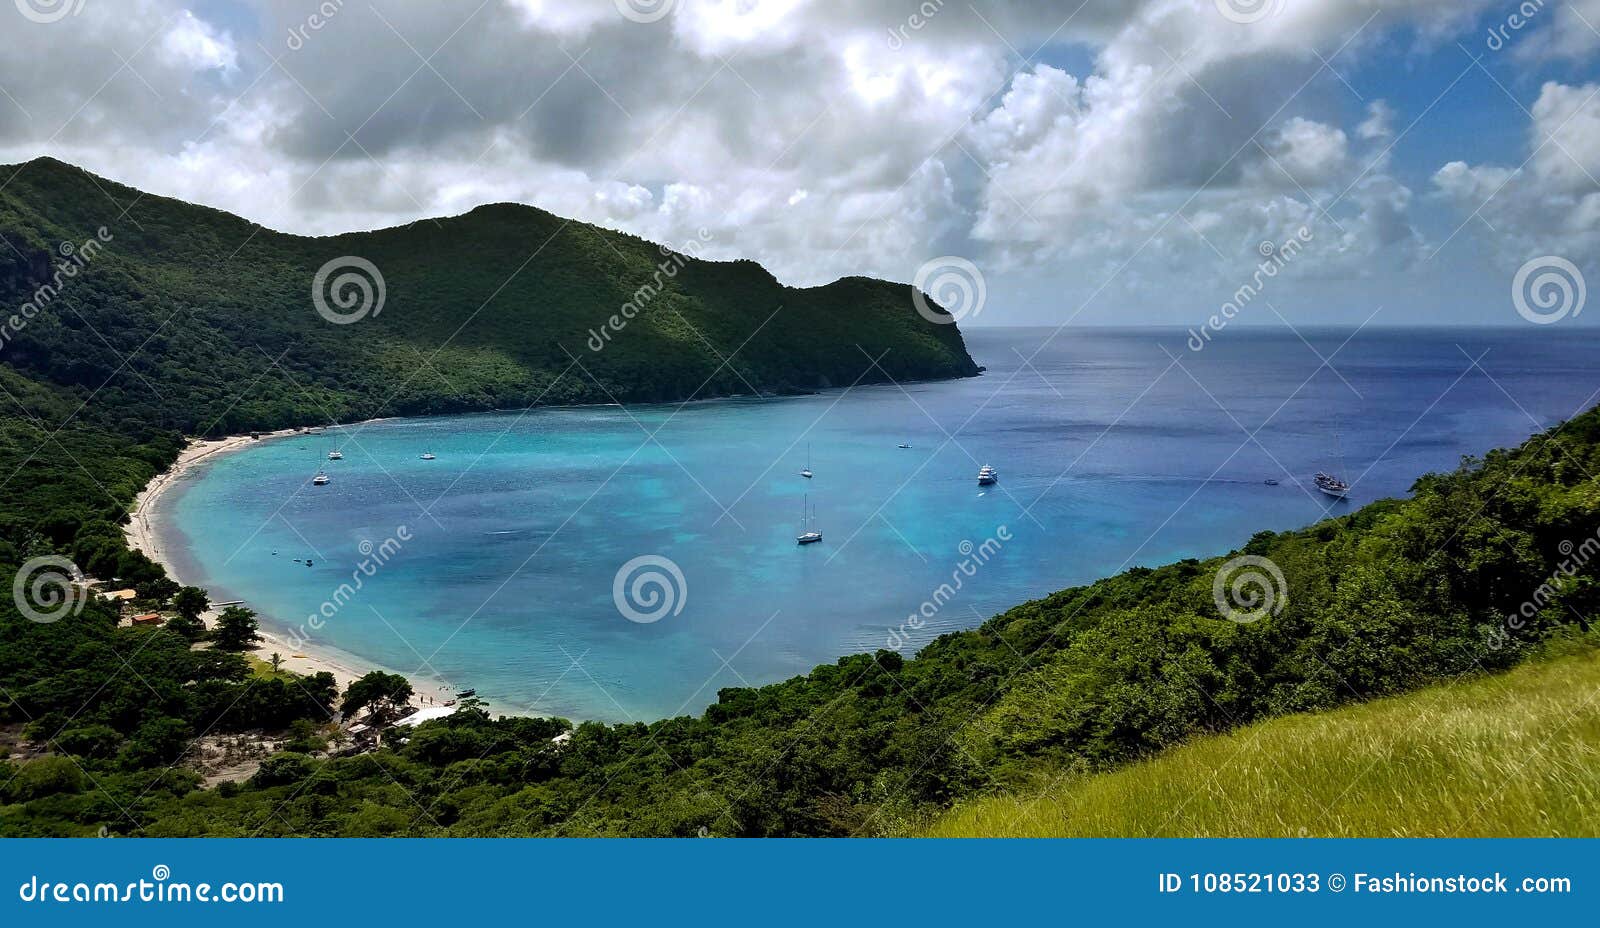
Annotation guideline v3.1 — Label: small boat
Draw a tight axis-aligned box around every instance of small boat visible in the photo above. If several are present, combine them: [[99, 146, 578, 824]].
[[1314, 471, 1349, 499], [312, 471, 330, 486], [898, 443, 911, 449], [420, 452, 436, 461], [977, 464, 998, 486], [457, 689, 476, 699], [327, 450, 343, 460], [800, 443, 813, 479], [1264, 478, 1279, 486], [796, 494, 822, 545]]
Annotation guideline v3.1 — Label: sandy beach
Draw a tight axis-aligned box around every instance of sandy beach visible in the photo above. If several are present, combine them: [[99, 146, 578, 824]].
[[124, 429, 439, 711]]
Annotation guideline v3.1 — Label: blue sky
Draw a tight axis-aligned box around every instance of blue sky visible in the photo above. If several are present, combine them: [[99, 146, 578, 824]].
[[0, 1, 1596, 328]]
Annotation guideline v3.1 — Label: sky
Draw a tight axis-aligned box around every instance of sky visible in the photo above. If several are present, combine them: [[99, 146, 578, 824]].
[[0, 0, 1596, 327]]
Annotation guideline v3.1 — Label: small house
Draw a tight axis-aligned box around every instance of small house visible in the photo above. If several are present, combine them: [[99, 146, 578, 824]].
[[130, 613, 165, 626]]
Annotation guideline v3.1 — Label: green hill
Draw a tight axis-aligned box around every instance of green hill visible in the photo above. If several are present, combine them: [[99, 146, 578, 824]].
[[926, 645, 1600, 837], [0, 156, 977, 430]]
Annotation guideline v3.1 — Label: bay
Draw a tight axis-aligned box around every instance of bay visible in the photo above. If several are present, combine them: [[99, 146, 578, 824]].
[[154, 326, 1600, 721]]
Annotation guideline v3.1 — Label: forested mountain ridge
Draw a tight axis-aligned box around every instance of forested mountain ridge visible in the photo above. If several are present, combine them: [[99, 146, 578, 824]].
[[0, 156, 978, 434]]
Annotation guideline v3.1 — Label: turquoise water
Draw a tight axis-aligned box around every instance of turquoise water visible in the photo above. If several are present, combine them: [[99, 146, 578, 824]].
[[156, 327, 1600, 721]]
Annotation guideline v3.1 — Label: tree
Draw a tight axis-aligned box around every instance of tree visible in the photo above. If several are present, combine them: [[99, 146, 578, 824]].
[[269, 652, 283, 674], [172, 585, 209, 621], [341, 671, 413, 726], [213, 605, 261, 651]]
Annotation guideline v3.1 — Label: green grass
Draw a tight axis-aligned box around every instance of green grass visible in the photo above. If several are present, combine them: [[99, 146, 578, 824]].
[[926, 646, 1600, 838]]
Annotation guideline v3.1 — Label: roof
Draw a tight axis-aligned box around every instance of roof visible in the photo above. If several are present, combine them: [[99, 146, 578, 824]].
[[103, 589, 138, 601], [130, 613, 164, 623], [393, 706, 457, 728]]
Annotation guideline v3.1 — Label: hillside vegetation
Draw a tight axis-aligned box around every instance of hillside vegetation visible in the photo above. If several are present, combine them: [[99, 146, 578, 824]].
[[3, 395, 1596, 836], [927, 644, 1600, 838]]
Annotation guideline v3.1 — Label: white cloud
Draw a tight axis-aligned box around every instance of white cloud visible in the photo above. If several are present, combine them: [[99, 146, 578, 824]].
[[0, 0, 1581, 324], [1432, 81, 1600, 273]]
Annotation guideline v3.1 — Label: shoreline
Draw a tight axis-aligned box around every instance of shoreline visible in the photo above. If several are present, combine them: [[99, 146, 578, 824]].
[[123, 428, 444, 713]]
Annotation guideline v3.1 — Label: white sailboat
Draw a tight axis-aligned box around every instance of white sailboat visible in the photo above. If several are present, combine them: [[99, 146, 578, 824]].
[[800, 443, 813, 479], [796, 494, 822, 545], [312, 470, 330, 486]]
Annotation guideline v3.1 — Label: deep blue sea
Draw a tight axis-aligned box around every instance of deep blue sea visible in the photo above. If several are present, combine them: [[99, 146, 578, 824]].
[[154, 327, 1600, 721]]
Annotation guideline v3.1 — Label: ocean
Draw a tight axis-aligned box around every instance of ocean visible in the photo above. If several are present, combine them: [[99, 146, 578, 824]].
[[153, 326, 1600, 721]]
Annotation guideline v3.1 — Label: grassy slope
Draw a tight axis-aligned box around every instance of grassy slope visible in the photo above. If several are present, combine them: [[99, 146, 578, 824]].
[[927, 644, 1600, 837]]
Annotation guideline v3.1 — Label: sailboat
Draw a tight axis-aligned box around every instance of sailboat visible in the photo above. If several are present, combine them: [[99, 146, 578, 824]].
[[312, 470, 331, 486], [1314, 421, 1350, 499], [327, 449, 343, 460], [796, 494, 822, 545], [800, 443, 813, 479], [420, 452, 437, 461]]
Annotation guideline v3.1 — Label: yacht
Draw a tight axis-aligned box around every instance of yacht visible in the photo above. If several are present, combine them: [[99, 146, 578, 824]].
[[898, 443, 911, 449], [420, 452, 437, 461], [1313, 472, 1349, 499], [327, 449, 343, 461], [312, 471, 331, 486], [1315, 421, 1350, 499], [796, 495, 822, 545], [800, 443, 813, 479], [977, 464, 998, 486]]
